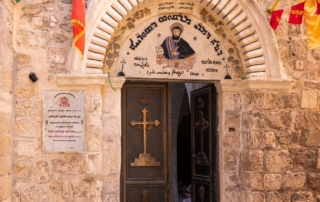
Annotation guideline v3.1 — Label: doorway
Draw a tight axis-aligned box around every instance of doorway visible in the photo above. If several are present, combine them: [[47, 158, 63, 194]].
[[121, 82, 218, 202]]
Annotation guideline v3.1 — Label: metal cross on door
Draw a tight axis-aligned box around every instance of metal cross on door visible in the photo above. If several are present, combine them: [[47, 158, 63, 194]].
[[130, 108, 161, 166]]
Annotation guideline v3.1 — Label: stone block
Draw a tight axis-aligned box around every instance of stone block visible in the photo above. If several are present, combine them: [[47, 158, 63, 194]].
[[261, 131, 276, 149], [52, 155, 86, 175], [0, 100, 12, 113], [223, 132, 240, 148], [317, 148, 320, 169], [17, 29, 51, 48], [295, 149, 316, 168], [276, 130, 292, 145], [264, 110, 291, 130], [0, 174, 11, 201], [308, 172, 320, 190], [243, 131, 261, 149], [34, 161, 49, 184], [252, 111, 265, 130], [87, 154, 102, 175], [242, 111, 252, 129], [51, 176, 63, 194], [277, 93, 299, 109], [260, 93, 276, 110], [241, 191, 265, 202], [283, 172, 305, 190], [242, 150, 264, 172], [14, 140, 38, 157], [16, 101, 41, 117], [241, 172, 263, 190], [16, 53, 31, 65], [225, 172, 239, 192], [292, 191, 314, 202], [15, 119, 40, 137], [224, 149, 239, 171], [72, 177, 102, 197], [225, 191, 240, 202], [53, 33, 68, 43], [294, 112, 320, 130], [14, 160, 32, 181], [21, 186, 49, 202], [47, 47, 66, 64], [264, 174, 282, 190], [251, 92, 264, 108], [266, 191, 292, 202], [302, 131, 320, 147], [0, 115, 12, 134], [301, 89, 317, 109], [266, 150, 293, 173]]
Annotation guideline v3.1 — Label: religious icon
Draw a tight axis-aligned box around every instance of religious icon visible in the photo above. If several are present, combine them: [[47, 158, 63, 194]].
[[156, 23, 197, 71]]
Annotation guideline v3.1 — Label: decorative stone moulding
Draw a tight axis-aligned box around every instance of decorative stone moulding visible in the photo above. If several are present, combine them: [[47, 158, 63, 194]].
[[82, 0, 281, 79]]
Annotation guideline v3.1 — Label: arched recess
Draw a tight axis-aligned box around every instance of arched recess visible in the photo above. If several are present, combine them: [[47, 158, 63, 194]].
[[74, 0, 281, 79]]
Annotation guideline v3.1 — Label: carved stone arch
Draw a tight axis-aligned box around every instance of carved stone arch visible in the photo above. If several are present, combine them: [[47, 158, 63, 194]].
[[78, 0, 281, 79]]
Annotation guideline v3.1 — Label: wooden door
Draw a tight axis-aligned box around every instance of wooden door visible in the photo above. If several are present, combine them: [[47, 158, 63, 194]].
[[121, 83, 168, 202], [191, 85, 218, 202]]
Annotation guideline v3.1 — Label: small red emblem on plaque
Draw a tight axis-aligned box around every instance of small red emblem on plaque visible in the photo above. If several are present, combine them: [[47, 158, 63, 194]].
[[60, 97, 70, 107]]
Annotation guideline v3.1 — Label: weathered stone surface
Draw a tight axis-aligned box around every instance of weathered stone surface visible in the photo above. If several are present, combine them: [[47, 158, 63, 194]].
[[49, 15, 58, 27], [53, 33, 68, 43], [264, 110, 291, 130], [62, 180, 69, 198], [71, 177, 102, 197], [21, 186, 49, 202], [14, 160, 33, 181], [87, 127, 102, 152], [47, 47, 65, 64], [306, 61, 318, 80], [0, 136, 11, 175], [276, 130, 292, 145], [292, 131, 301, 142], [252, 111, 265, 130], [17, 29, 51, 48], [241, 191, 265, 202], [12, 189, 21, 202], [242, 150, 264, 172], [302, 131, 320, 147], [21, 4, 42, 15], [51, 176, 62, 194], [264, 174, 282, 190], [295, 112, 320, 130], [261, 131, 276, 148], [243, 131, 260, 149], [266, 191, 293, 202], [292, 39, 308, 59], [225, 191, 240, 202], [0, 115, 12, 134], [266, 150, 293, 172], [283, 172, 305, 190], [87, 154, 102, 175], [59, 23, 72, 32], [16, 101, 41, 117], [292, 191, 314, 202], [32, 16, 49, 27], [295, 149, 316, 168], [261, 93, 276, 110], [15, 71, 38, 98], [35, 161, 49, 184], [24, 0, 54, 3], [308, 172, 320, 190], [241, 172, 263, 190], [52, 155, 86, 175], [242, 111, 252, 129], [277, 93, 299, 109], [317, 148, 320, 169], [14, 140, 38, 157], [16, 53, 31, 65], [224, 149, 239, 171], [304, 81, 320, 89], [0, 174, 11, 201], [2, 71, 12, 91], [225, 172, 239, 192], [15, 119, 39, 137], [301, 89, 317, 109], [277, 39, 292, 61], [223, 132, 240, 148]]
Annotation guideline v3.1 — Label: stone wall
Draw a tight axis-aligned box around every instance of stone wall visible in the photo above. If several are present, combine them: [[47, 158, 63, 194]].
[[0, 0, 13, 201]]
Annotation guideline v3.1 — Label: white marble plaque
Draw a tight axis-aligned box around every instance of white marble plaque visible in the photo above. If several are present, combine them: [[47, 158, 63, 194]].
[[43, 91, 85, 152]]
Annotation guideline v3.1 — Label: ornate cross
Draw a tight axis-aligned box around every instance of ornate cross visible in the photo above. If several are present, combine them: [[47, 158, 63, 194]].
[[195, 111, 209, 153], [130, 108, 160, 166]]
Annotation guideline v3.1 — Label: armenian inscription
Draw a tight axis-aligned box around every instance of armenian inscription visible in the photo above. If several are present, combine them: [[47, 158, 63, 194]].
[[43, 91, 85, 153]]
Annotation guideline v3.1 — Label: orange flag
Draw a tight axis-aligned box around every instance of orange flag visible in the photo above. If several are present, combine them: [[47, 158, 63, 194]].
[[304, 0, 320, 49], [71, 0, 85, 58], [288, 2, 305, 24], [270, 9, 284, 30]]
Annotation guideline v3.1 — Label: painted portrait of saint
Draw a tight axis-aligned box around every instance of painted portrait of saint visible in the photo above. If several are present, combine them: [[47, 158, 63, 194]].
[[156, 23, 197, 71]]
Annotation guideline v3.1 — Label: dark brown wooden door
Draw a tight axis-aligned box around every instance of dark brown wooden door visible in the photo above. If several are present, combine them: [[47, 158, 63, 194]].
[[191, 85, 218, 202], [121, 83, 168, 202]]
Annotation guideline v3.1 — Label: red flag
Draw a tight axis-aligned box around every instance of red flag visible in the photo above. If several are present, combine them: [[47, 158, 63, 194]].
[[288, 2, 306, 24], [270, 9, 284, 30], [71, 0, 85, 58], [315, 0, 320, 15]]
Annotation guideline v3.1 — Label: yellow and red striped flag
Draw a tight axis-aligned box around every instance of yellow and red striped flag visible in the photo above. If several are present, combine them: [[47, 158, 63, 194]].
[[71, 0, 85, 58], [304, 0, 320, 49]]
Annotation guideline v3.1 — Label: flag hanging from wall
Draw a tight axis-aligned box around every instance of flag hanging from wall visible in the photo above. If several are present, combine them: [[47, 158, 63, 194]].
[[304, 0, 320, 49], [71, 0, 85, 58], [288, 2, 306, 24], [315, 0, 320, 15], [270, 9, 284, 30]]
